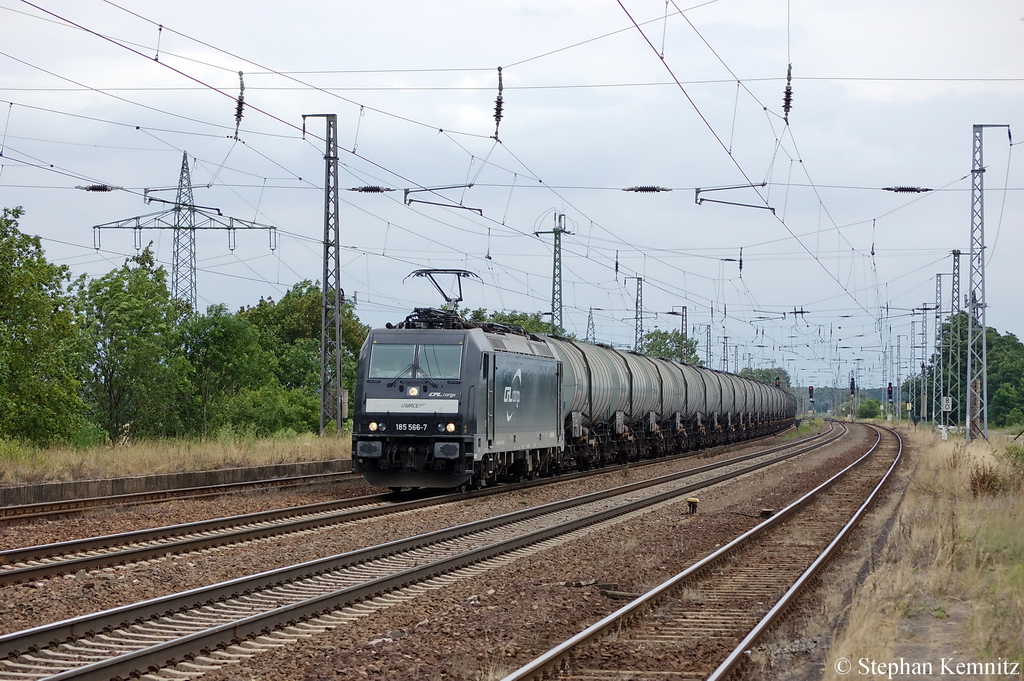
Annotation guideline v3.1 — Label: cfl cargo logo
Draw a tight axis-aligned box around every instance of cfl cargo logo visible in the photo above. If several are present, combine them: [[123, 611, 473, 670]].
[[504, 368, 522, 421]]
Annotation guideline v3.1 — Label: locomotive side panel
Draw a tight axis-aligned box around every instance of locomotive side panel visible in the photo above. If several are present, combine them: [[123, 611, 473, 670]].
[[483, 350, 562, 455]]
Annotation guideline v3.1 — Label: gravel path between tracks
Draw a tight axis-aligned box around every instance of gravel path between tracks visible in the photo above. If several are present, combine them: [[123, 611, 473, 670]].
[[1, 425, 874, 680]]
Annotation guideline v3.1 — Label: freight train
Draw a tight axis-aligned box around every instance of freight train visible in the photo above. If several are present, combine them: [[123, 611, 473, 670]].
[[352, 306, 796, 490]]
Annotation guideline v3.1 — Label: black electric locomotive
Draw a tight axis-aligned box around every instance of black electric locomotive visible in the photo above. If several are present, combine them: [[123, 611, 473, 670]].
[[352, 304, 796, 490]]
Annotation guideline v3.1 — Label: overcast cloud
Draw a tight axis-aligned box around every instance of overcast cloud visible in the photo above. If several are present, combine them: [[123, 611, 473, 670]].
[[1, 0, 1021, 390]]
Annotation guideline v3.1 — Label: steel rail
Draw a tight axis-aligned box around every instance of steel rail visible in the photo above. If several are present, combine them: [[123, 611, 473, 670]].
[[0, 421, 847, 676], [0, 493, 391, 574], [0, 423, 836, 586], [500, 421, 894, 681], [707, 424, 903, 680], [0, 422, 802, 524]]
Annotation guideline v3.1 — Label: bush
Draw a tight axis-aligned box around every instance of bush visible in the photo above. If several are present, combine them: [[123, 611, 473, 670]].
[[857, 398, 882, 419], [219, 386, 319, 436], [69, 421, 108, 449], [971, 463, 1005, 497], [1004, 443, 1024, 470]]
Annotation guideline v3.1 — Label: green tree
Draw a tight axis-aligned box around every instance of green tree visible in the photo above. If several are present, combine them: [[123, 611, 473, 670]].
[[463, 308, 553, 334], [181, 304, 276, 437], [640, 329, 702, 365], [0, 208, 84, 444], [73, 248, 190, 443], [739, 367, 792, 388], [857, 398, 882, 419], [931, 314, 1024, 427], [221, 385, 320, 436], [239, 280, 370, 416]]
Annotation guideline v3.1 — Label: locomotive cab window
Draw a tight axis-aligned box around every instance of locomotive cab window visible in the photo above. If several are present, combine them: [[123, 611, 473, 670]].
[[368, 344, 416, 379], [418, 344, 462, 379], [368, 343, 463, 380]]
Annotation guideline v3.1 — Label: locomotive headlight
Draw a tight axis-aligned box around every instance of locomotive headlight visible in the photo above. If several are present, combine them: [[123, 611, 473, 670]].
[[445, 422, 456, 433], [368, 422, 378, 432], [407, 387, 419, 397]]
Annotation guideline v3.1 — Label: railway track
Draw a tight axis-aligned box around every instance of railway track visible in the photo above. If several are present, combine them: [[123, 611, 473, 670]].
[[0, 471, 360, 523], [0, 424, 838, 586], [501, 422, 902, 681], [0, 423, 851, 681]]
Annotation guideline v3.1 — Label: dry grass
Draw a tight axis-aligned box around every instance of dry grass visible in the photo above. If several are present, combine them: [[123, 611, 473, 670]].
[[825, 425, 1024, 675], [0, 431, 351, 484]]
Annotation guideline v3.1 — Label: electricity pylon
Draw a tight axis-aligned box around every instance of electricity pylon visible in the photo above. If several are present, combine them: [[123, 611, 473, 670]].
[[92, 151, 277, 312]]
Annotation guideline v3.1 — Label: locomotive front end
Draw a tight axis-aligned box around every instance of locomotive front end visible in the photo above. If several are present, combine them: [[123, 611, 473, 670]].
[[353, 330, 475, 488]]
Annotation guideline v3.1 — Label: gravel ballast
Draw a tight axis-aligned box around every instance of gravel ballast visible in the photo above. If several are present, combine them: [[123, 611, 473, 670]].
[[2, 425, 878, 679]]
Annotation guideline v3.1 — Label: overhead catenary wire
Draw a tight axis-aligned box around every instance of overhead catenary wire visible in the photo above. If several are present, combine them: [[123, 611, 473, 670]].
[[616, 1, 879, 322], [5, 1, 1012, 378]]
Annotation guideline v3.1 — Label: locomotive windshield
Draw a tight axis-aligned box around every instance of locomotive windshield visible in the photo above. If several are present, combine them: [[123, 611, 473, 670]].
[[368, 343, 463, 380], [417, 344, 462, 379]]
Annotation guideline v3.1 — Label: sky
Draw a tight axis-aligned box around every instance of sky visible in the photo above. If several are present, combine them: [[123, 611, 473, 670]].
[[1, 0, 1022, 391]]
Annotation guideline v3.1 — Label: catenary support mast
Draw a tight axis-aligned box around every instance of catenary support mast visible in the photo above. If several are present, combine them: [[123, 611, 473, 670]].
[[304, 114, 345, 436], [535, 212, 570, 334], [966, 124, 1008, 441], [950, 250, 962, 428]]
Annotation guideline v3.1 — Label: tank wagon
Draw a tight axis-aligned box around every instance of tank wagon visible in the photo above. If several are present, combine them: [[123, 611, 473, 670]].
[[352, 307, 796, 489]]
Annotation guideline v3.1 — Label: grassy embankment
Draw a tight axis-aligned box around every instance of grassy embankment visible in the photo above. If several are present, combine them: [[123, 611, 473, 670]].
[[0, 431, 352, 485], [0, 417, 822, 486], [826, 423, 1024, 673]]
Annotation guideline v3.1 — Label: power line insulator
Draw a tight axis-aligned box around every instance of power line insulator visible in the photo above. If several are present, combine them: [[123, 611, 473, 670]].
[[623, 186, 672, 192], [493, 66, 504, 139], [233, 71, 245, 140], [782, 63, 793, 123], [76, 184, 120, 192], [883, 186, 933, 193], [349, 186, 393, 193]]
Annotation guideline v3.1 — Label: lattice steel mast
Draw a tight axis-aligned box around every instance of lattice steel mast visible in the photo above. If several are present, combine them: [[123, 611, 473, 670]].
[[93, 151, 277, 313], [949, 250, 962, 428], [896, 334, 902, 420], [535, 212, 570, 334], [632, 277, 644, 351], [934, 274, 944, 428], [966, 124, 1009, 441], [303, 114, 345, 436], [171, 152, 197, 309]]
